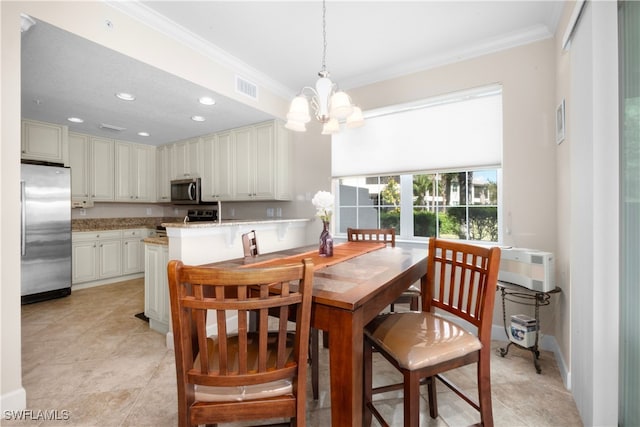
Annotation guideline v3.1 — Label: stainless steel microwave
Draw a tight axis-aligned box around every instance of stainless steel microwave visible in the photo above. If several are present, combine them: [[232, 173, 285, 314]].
[[170, 178, 202, 204]]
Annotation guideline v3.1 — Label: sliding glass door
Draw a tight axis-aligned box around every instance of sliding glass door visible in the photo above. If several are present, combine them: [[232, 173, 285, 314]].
[[619, 1, 640, 425]]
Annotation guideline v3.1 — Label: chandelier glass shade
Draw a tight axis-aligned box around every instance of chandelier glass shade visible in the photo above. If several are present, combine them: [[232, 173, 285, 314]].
[[285, 1, 364, 135]]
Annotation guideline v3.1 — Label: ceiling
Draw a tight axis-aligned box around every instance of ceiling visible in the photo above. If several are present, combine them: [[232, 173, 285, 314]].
[[21, 1, 564, 146]]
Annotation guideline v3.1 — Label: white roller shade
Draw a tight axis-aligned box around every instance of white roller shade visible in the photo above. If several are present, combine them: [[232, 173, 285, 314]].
[[332, 86, 503, 177]]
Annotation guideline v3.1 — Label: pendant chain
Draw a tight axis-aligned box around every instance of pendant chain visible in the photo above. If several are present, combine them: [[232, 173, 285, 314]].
[[321, 0, 327, 73]]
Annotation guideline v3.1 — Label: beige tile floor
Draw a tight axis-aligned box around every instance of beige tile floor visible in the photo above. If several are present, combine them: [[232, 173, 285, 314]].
[[9, 279, 583, 427]]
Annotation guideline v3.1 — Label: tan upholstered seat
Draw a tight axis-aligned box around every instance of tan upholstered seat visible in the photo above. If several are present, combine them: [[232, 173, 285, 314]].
[[364, 237, 501, 427], [365, 312, 481, 370]]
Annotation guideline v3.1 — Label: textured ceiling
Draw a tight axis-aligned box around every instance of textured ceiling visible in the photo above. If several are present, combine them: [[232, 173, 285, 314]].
[[21, 1, 563, 146]]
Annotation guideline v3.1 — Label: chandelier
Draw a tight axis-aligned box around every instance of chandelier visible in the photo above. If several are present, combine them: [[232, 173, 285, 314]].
[[285, 0, 365, 135]]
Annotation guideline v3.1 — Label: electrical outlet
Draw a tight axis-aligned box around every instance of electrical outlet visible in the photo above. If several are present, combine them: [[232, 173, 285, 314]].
[[79, 209, 86, 216], [230, 208, 235, 217], [146, 208, 153, 216], [276, 207, 282, 217], [267, 208, 275, 217]]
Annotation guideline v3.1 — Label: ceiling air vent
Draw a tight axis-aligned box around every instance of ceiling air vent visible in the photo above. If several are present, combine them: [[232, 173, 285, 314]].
[[235, 75, 258, 101], [99, 123, 126, 132]]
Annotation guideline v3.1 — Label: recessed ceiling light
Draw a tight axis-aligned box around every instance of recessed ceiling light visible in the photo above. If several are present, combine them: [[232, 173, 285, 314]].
[[198, 96, 216, 106], [67, 117, 84, 123], [191, 115, 206, 122], [138, 132, 150, 137], [115, 92, 135, 101]]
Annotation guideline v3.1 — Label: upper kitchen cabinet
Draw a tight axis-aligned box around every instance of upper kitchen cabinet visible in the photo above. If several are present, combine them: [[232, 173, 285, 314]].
[[171, 137, 202, 179], [68, 132, 93, 208], [21, 119, 69, 165], [68, 133, 115, 204], [156, 145, 171, 203], [234, 120, 291, 201], [202, 132, 234, 202], [90, 137, 115, 202], [115, 141, 156, 202]]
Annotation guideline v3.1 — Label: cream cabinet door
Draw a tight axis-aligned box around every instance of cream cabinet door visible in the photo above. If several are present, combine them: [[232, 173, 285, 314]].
[[21, 119, 68, 164], [156, 145, 171, 202], [98, 238, 122, 279], [134, 144, 156, 202], [145, 243, 170, 333], [253, 122, 277, 199], [202, 133, 234, 201], [90, 137, 114, 201], [233, 126, 257, 200], [115, 142, 156, 202], [72, 240, 98, 283], [172, 137, 202, 179], [68, 132, 93, 207]]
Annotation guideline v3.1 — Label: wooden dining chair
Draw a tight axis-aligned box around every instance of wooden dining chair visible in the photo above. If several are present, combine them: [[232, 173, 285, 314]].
[[347, 227, 421, 311], [167, 258, 314, 427], [240, 229, 321, 400], [363, 238, 501, 427], [242, 229, 259, 257]]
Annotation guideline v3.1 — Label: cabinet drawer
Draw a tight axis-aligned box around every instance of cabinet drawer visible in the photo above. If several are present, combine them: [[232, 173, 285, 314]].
[[122, 228, 150, 238], [73, 230, 123, 242]]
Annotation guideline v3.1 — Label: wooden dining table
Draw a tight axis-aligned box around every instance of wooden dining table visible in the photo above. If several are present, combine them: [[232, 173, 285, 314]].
[[205, 241, 428, 426]]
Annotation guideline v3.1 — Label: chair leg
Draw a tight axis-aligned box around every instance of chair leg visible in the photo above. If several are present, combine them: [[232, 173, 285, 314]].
[[311, 328, 319, 400], [426, 376, 438, 419], [409, 296, 419, 311], [477, 350, 494, 426], [404, 370, 421, 427]]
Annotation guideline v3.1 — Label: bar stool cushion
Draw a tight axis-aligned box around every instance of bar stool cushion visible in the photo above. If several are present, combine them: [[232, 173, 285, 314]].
[[364, 311, 481, 370]]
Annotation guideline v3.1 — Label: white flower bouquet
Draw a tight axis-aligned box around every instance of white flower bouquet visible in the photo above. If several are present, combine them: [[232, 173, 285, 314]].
[[311, 190, 334, 222]]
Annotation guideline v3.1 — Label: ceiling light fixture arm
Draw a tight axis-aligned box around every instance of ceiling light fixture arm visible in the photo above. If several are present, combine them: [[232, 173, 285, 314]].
[[284, 0, 365, 134]]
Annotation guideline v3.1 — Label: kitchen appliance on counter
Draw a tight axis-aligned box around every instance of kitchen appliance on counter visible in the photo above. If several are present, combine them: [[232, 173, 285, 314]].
[[21, 162, 72, 304], [186, 208, 218, 222]]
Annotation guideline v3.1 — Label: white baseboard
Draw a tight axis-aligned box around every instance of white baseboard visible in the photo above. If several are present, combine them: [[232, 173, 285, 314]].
[[72, 273, 144, 291], [1, 386, 26, 414]]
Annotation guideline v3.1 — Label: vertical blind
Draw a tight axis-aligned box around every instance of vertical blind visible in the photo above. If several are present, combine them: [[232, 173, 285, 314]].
[[331, 85, 503, 177]]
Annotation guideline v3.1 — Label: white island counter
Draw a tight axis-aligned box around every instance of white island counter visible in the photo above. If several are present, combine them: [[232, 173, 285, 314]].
[[161, 218, 313, 266]]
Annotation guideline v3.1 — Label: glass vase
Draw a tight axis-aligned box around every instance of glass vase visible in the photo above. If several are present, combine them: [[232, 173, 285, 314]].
[[318, 220, 334, 257]]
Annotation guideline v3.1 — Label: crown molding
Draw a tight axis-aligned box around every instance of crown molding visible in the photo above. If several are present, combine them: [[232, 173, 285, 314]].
[[104, 0, 295, 99], [341, 24, 554, 90]]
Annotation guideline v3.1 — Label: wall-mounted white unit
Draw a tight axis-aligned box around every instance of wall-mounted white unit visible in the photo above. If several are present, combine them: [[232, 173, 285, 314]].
[[498, 247, 555, 293]]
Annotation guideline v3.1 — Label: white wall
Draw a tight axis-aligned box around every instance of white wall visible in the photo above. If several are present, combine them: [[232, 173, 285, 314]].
[[568, 2, 619, 425]]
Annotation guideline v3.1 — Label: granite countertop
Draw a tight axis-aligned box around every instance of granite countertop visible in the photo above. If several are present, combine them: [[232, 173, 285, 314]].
[[72, 217, 180, 232], [143, 236, 168, 246], [161, 218, 312, 229]]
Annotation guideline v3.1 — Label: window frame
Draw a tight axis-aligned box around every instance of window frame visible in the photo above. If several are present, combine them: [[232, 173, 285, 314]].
[[333, 167, 502, 244]]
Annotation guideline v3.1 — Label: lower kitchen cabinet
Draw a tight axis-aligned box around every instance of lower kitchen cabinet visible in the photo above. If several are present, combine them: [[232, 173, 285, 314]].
[[122, 229, 147, 274], [72, 229, 150, 286], [144, 242, 169, 333]]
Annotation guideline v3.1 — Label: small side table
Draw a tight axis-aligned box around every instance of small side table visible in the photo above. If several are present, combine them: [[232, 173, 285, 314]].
[[496, 281, 561, 374]]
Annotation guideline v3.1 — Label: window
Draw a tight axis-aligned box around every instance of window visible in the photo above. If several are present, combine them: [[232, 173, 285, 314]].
[[332, 85, 503, 243], [338, 175, 401, 233], [336, 168, 499, 242]]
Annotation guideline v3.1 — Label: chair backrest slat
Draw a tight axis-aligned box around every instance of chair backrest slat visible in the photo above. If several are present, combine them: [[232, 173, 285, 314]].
[[347, 227, 396, 247], [426, 238, 500, 339]]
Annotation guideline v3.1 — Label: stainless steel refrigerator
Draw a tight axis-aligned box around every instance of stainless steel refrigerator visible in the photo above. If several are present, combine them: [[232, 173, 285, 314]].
[[21, 162, 72, 304]]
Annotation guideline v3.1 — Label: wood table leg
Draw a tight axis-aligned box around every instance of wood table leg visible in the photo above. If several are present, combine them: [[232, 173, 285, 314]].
[[328, 308, 364, 427]]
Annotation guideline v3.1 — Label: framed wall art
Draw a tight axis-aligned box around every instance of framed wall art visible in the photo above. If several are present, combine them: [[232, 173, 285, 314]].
[[556, 99, 566, 144]]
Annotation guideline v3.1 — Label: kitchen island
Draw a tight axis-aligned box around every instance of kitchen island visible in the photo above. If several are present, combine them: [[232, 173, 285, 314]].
[[145, 218, 314, 340]]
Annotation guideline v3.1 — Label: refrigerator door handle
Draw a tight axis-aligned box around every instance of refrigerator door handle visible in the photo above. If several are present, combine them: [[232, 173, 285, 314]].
[[20, 180, 26, 256]]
